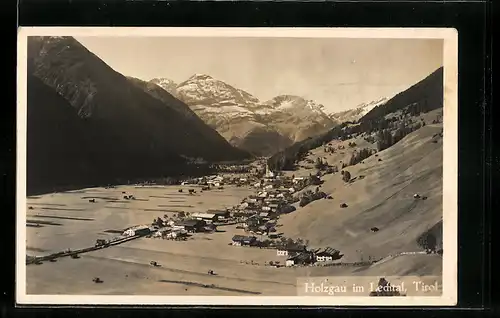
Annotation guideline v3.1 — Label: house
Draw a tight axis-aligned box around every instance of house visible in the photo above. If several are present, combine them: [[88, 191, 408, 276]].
[[123, 225, 151, 237], [314, 247, 342, 262], [208, 210, 231, 219], [293, 177, 304, 183], [285, 259, 295, 267], [175, 219, 206, 232], [268, 203, 280, 210], [191, 212, 217, 223], [264, 198, 280, 204], [153, 227, 172, 238], [285, 252, 314, 267], [231, 235, 257, 246], [277, 244, 307, 256]]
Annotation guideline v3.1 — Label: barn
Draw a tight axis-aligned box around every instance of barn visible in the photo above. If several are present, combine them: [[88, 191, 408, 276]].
[[123, 225, 151, 237], [175, 219, 206, 233], [231, 235, 257, 246], [314, 247, 342, 262], [191, 212, 218, 223]]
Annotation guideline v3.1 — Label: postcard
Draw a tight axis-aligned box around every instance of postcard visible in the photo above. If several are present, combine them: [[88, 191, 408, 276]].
[[16, 27, 458, 306]]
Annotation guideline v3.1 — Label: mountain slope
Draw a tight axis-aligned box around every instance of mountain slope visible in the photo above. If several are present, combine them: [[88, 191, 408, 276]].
[[267, 67, 444, 171], [361, 67, 443, 122], [26, 36, 251, 194], [153, 74, 337, 156], [278, 123, 443, 262], [27, 74, 186, 194]]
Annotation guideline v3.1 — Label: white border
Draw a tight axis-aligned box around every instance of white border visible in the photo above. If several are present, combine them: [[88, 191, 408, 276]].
[[16, 27, 458, 306]]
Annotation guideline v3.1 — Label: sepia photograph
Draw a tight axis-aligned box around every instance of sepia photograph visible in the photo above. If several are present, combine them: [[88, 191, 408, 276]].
[[16, 27, 458, 306]]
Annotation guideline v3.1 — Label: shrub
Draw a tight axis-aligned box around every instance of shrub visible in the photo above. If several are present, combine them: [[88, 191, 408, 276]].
[[342, 171, 351, 182]]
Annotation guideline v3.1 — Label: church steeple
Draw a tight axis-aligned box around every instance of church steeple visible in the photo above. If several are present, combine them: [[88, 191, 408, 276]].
[[265, 164, 274, 178]]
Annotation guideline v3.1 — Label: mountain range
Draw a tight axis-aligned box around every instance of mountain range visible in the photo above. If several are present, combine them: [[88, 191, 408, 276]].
[[25, 36, 394, 194], [328, 97, 389, 123], [148, 75, 342, 156], [26, 36, 250, 194]]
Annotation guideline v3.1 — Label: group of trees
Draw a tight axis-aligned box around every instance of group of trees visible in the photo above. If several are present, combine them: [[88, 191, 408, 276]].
[[417, 233, 438, 252], [299, 189, 327, 207], [152, 217, 166, 227], [348, 148, 375, 166], [267, 116, 418, 171], [431, 114, 443, 124], [212, 165, 251, 174], [275, 236, 309, 249], [324, 165, 339, 175], [377, 122, 422, 152], [308, 174, 322, 186], [314, 158, 328, 170]]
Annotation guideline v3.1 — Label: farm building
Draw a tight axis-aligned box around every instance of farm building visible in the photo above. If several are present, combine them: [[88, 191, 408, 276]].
[[123, 225, 151, 237], [175, 219, 206, 233], [191, 213, 218, 223], [277, 244, 307, 257], [231, 235, 257, 246], [285, 252, 314, 267], [208, 210, 231, 219], [314, 247, 342, 262]]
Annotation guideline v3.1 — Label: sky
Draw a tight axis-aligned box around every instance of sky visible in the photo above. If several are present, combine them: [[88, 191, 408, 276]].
[[76, 36, 443, 113]]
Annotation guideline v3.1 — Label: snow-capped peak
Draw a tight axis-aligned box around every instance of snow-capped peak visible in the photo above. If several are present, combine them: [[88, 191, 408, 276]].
[[329, 97, 389, 123], [188, 73, 214, 81], [149, 77, 179, 96], [357, 97, 389, 116], [263, 95, 327, 115]]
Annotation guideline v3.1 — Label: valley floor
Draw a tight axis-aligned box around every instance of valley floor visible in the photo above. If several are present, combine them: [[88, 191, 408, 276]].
[[25, 181, 442, 296]]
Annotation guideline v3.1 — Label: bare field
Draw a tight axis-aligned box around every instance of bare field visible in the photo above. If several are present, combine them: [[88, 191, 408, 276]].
[[25, 185, 253, 254]]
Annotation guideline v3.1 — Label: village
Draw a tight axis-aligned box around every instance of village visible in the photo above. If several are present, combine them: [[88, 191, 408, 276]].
[[27, 159, 349, 271], [101, 162, 344, 269]]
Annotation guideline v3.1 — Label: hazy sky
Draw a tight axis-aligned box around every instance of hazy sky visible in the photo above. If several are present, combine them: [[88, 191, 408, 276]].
[[76, 36, 443, 112]]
